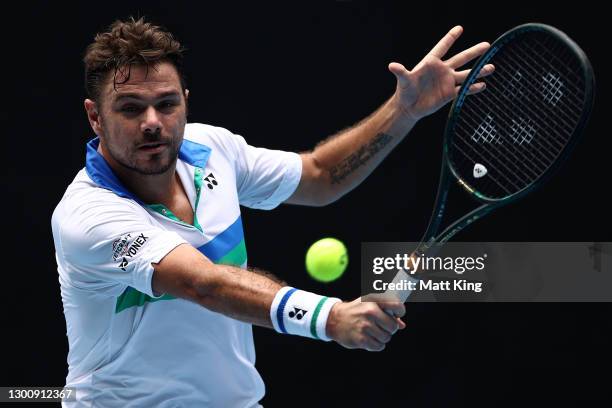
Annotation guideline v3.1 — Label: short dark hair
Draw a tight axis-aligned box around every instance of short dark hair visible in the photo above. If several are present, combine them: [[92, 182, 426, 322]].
[[83, 17, 187, 105]]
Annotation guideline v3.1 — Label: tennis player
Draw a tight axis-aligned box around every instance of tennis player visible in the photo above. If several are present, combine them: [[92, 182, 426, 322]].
[[51, 17, 492, 407]]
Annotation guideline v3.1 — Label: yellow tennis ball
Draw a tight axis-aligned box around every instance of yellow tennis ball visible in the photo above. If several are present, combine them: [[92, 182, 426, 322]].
[[305, 238, 348, 282]]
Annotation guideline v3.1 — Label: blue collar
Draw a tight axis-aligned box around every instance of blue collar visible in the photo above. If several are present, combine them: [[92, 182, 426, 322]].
[[85, 137, 212, 203]]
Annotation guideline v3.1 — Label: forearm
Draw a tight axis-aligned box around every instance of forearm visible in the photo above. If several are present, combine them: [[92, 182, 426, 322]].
[[290, 27, 492, 207], [153, 244, 283, 328], [312, 94, 417, 201], [194, 264, 283, 328], [154, 247, 340, 340], [153, 244, 406, 349]]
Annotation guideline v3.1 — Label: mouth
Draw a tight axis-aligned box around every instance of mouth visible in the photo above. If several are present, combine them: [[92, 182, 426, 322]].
[[138, 142, 168, 153]]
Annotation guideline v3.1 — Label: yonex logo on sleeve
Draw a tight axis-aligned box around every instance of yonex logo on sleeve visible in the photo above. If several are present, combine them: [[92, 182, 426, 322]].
[[112, 233, 132, 261], [111, 233, 149, 264], [125, 234, 148, 257], [118, 258, 129, 271]]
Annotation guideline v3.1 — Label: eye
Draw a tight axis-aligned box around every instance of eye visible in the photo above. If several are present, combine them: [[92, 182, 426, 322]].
[[121, 105, 141, 114], [158, 101, 177, 110]]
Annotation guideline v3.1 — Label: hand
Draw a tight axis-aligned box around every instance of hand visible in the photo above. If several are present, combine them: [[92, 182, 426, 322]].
[[326, 298, 406, 351], [389, 26, 495, 121]]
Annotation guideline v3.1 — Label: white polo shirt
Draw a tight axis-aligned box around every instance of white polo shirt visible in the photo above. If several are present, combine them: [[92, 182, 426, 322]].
[[51, 123, 302, 407]]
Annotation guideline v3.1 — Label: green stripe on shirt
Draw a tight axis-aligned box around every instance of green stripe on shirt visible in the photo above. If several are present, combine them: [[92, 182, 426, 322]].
[[115, 239, 247, 313]]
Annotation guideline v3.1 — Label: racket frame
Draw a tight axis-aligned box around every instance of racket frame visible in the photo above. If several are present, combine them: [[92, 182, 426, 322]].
[[416, 23, 595, 256]]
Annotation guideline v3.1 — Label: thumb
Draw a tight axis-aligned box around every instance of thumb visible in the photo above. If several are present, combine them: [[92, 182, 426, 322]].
[[388, 62, 410, 86]]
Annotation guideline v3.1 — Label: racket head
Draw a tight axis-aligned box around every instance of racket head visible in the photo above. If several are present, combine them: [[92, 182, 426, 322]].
[[443, 23, 595, 204]]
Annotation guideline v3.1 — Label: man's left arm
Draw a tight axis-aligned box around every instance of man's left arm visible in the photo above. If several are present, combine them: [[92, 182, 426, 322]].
[[286, 26, 494, 206]]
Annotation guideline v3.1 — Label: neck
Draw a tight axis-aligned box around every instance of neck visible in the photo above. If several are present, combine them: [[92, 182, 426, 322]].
[[99, 147, 180, 205], [119, 165, 180, 205]]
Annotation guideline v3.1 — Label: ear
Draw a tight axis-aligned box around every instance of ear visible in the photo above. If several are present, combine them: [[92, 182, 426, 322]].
[[183, 89, 190, 118], [84, 99, 104, 136]]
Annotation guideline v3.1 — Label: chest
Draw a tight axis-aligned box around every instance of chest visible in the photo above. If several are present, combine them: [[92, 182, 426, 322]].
[[149, 159, 241, 240], [145, 157, 247, 267], [167, 194, 194, 226]]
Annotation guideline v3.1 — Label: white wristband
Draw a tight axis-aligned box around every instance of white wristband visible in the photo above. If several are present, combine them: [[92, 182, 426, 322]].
[[270, 287, 341, 341]]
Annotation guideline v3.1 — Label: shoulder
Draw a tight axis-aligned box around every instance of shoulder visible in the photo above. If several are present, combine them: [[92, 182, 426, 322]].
[[52, 170, 149, 245], [184, 123, 247, 157], [184, 122, 236, 142], [54, 170, 145, 218]]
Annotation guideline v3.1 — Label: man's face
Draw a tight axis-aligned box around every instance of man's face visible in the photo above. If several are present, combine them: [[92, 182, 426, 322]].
[[95, 62, 188, 175]]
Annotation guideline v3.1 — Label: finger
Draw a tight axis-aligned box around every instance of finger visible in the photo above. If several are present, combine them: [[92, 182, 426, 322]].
[[388, 62, 411, 88], [454, 64, 495, 84], [363, 302, 399, 334], [428, 25, 463, 59], [365, 324, 392, 344], [455, 82, 486, 95], [397, 318, 407, 330], [376, 309, 399, 335], [380, 301, 406, 319], [363, 335, 386, 352], [445, 42, 490, 69]]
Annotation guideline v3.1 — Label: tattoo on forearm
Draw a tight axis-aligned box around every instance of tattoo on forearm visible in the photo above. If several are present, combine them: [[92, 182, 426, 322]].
[[329, 132, 393, 184]]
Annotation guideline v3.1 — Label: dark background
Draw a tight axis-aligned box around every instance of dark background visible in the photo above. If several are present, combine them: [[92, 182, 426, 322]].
[[2, 1, 610, 406]]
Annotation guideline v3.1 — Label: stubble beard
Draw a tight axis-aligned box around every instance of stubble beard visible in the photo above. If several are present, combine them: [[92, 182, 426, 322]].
[[102, 126, 182, 176]]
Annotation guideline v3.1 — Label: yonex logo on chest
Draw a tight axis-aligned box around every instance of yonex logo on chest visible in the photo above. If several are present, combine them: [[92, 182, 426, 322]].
[[204, 173, 218, 190]]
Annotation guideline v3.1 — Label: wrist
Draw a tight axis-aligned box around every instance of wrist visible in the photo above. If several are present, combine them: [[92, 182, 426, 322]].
[[270, 287, 341, 341], [325, 301, 342, 342], [391, 92, 420, 126]]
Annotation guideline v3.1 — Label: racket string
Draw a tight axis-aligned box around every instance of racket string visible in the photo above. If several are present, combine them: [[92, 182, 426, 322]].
[[458, 96, 554, 173], [528, 36, 585, 83], [449, 29, 588, 199], [454, 116, 542, 187], [503, 45, 585, 115], [451, 141, 515, 194], [466, 72, 568, 169], [456, 100, 552, 184], [488, 54, 582, 142]]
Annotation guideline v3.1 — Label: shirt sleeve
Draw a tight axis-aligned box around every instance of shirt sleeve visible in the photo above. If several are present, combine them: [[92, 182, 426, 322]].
[[53, 194, 188, 297], [229, 132, 303, 210]]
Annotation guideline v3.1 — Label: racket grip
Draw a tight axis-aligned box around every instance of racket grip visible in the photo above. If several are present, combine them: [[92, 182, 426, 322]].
[[383, 268, 419, 316]]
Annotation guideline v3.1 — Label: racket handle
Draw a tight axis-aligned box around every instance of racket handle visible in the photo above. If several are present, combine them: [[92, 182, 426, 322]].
[[383, 268, 419, 316]]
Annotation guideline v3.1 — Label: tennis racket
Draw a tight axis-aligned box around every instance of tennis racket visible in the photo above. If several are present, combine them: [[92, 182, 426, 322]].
[[389, 23, 595, 302]]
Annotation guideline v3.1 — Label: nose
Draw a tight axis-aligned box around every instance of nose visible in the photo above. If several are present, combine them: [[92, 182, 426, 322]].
[[140, 105, 162, 134]]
